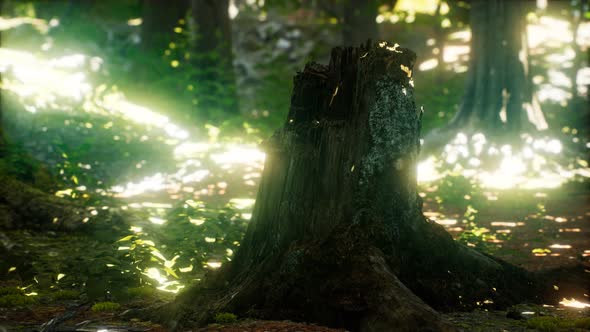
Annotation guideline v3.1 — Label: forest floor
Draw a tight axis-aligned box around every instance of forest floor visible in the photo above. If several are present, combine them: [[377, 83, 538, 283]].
[[1, 176, 589, 332]]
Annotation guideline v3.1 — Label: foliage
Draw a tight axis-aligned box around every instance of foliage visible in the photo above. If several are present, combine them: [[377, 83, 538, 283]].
[[91, 301, 121, 312], [213, 312, 237, 324], [414, 70, 465, 135], [114, 199, 249, 289]]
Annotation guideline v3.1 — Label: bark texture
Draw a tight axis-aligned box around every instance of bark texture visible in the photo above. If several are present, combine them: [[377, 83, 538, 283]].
[[450, 0, 546, 133], [155, 42, 561, 332]]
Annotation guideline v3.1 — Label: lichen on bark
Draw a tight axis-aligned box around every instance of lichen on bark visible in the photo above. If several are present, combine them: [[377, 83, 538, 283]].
[[361, 78, 420, 187]]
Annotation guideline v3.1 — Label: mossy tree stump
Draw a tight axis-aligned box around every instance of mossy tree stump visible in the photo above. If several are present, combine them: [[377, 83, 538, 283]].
[[164, 42, 573, 332]]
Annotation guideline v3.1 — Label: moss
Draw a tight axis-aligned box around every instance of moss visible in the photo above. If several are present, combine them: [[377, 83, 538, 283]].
[[91, 301, 121, 312], [574, 317, 590, 329], [213, 312, 237, 324], [52, 289, 80, 300], [361, 79, 419, 186], [0, 294, 37, 307], [127, 286, 155, 298], [525, 316, 573, 331]]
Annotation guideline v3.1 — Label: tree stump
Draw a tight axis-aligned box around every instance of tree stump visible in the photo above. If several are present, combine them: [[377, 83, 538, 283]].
[[162, 42, 564, 331]]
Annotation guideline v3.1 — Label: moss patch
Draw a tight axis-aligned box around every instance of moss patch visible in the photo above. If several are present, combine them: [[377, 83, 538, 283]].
[[127, 286, 155, 298], [91, 301, 121, 312], [214, 312, 237, 324], [525, 316, 590, 331], [0, 294, 36, 307]]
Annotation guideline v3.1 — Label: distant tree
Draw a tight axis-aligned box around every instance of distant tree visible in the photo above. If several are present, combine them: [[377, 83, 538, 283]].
[[567, 0, 589, 102], [188, 0, 239, 120], [140, 0, 189, 53], [318, 0, 399, 46], [448, 0, 546, 135], [340, 0, 380, 46]]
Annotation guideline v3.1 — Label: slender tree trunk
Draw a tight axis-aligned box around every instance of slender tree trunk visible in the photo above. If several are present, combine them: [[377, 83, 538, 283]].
[[341, 0, 380, 46], [450, 0, 546, 134], [147, 42, 582, 332], [141, 0, 189, 53], [189, 0, 239, 120]]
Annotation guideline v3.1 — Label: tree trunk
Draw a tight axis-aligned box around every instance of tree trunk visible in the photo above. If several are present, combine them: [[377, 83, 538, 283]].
[[341, 0, 380, 47], [149, 42, 575, 332], [141, 0, 189, 53], [450, 0, 546, 134], [189, 0, 239, 120]]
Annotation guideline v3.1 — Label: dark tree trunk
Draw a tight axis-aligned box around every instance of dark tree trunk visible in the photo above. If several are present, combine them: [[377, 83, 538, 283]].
[[341, 0, 380, 47], [141, 0, 189, 53], [189, 0, 239, 120], [145, 42, 584, 332], [450, 0, 546, 134]]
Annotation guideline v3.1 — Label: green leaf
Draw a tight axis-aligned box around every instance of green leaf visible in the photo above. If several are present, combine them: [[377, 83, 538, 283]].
[[118, 235, 134, 242], [164, 266, 179, 279]]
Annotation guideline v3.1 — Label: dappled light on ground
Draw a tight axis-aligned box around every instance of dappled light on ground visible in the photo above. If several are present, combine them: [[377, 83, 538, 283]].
[[418, 132, 590, 189], [560, 298, 590, 309]]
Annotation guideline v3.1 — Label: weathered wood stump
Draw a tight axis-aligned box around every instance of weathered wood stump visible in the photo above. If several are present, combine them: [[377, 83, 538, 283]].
[[162, 42, 562, 331]]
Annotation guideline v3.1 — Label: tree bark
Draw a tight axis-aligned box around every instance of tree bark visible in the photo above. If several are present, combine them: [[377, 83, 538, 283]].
[[189, 0, 239, 119], [449, 0, 546, 134], [146, 42, 579, 332]]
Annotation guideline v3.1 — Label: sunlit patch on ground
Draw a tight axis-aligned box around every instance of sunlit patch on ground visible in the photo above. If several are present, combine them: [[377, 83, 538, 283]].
[[418, 132, 590, 189], [560, 298, 590, 309]]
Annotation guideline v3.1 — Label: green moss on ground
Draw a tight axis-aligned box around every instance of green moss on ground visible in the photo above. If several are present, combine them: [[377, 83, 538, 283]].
[[91, 301, 121, 312], [214, 312, 237, 324], [127, 286, 155, 298], [0, 294, 37, 307], [525, 316, 590, 331]]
